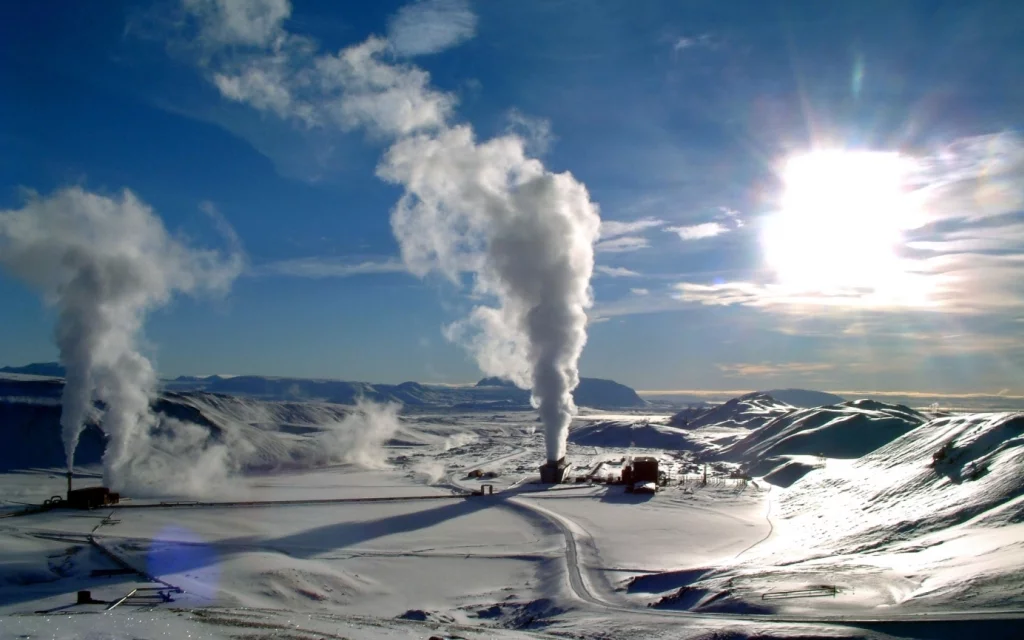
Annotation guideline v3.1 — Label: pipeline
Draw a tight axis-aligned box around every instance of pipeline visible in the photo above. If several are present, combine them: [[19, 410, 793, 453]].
[[107, 492, 476, 511]]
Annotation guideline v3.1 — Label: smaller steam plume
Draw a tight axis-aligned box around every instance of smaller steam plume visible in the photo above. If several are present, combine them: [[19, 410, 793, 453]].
[[0, 187, 243, 491], [411, 459, 447, 485], [315, 400, 401, 469]]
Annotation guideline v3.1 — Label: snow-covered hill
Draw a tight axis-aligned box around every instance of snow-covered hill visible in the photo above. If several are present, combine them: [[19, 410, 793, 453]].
[[724, 399, 926, 468], [641, 411, 1024, 614], [668, 392, 795, 430], [568, 421, 693, 450], [0, 376, 447, 476]]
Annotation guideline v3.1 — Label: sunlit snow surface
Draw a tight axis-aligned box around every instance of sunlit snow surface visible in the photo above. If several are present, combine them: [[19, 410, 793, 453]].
[[2, 401, 1024, 638]]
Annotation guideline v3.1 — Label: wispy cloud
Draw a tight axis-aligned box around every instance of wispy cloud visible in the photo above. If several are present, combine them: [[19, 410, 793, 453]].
[[506, 109, 554, 156], [251, 257, 407, 278], [665, 207, 742, 241], [666, 221, 728, 241], [595, 236, 650, 253], [594, 265, 641, 277], [673, 34, 716, 53], [630, 288, 649, 296], [183, 0, 291, 48], [599, 216, 665, 239], [387, 0, 477, 56], [717, 362, 835, 377], [178, 0, 456, 137]]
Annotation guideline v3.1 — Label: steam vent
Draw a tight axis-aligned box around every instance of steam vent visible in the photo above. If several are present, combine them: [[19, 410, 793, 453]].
[[539, 457, 571, 484]]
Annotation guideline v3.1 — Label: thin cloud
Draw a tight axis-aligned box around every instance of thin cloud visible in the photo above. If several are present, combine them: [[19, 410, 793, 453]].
[[387, 0, 477, 56], [667, 221, 728, 241], [630, 288, 650, 296], [251, 257, 407, 278], [506, 109, 554, 156], [183, 0, 291, 48], [672, 281, 941, 311], [717, 362, 835, 377], [179, 0, 457, 139], [595, 235, 650, 253], [673, 34, 716, 53], [599, 217, 665, 239], [594, 265, 641, 277]]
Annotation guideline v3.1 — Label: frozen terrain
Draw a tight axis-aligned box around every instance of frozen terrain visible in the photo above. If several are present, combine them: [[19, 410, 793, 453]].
[[2, 376, 1023, 638]]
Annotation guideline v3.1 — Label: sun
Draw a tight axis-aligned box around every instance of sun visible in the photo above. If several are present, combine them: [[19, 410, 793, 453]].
[[762, 150, 922, 297]]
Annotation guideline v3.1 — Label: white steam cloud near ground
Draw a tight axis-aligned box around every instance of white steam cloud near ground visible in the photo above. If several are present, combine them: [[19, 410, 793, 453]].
[[316, 400, 401, 470], [182, 0, 602, 463], [0, 187, 244, 494]]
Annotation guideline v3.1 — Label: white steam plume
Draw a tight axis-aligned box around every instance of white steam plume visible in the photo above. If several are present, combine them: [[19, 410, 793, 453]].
[[0, 187, 243, 488], [380, 127, 600, 462], [316, 400, 401, 469], [179, 1, 601, 463]]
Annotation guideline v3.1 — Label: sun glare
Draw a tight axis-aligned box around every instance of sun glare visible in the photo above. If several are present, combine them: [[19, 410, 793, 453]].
[[762, 150, 924, 300]]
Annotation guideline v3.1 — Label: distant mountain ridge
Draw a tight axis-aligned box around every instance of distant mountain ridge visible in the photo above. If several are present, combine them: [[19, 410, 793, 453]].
[[0, 362, 66, 377], [0, 363, 646, 409], [763, 388, 845, 408]]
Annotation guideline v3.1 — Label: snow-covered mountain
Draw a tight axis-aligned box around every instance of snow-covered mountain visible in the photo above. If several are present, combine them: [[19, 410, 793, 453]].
[[668, 392, 795, 430], [0, 363, 647, 410], [724, 399, 926, 467]]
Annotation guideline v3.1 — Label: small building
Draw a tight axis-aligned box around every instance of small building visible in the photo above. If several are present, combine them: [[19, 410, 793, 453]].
[[67, 487, 119, 510], [624, 456, 659, 493], [539, 457, 572, 484]]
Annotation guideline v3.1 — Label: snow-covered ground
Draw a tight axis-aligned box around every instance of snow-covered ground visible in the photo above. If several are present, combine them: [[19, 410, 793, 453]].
[[3, 394, 1024, 638]]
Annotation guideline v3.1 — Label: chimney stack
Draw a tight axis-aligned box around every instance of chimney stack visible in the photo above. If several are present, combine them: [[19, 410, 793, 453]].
[[66, 470, 73, 499]]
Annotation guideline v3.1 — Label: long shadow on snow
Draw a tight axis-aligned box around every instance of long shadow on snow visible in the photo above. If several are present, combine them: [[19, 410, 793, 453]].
[[0, 543, 142, 610], [599, 487, 654, 504], [113, 495, 520, 580], [265, 496, 496, 556]]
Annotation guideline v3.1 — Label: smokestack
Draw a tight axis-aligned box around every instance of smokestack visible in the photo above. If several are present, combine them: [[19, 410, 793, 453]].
[[67, 470, 73, 498]]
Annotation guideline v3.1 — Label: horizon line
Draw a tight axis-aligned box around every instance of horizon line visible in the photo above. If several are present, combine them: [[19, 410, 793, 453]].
[[637, 389, 1024, 400]]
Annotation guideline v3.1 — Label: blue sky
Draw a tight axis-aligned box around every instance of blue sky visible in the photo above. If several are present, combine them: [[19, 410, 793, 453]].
[[2, 0, 1023, 394]]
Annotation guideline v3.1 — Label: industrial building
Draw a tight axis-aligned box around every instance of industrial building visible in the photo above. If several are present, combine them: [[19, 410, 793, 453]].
[[623, 456, 659, 493], [63, 471, 119, 509]]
